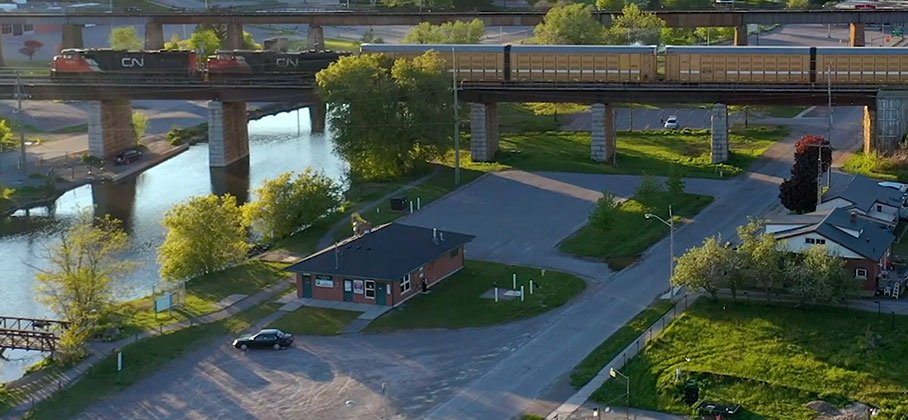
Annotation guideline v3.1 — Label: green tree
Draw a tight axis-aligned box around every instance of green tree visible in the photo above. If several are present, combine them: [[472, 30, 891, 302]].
[[317, 51, 452, 180], [383, 0, 453, 8], [36, 210, 134, 362], [596, 0, 625, 10], [736, 219, 786, 298], [589, 191, 622, 230], [665, 164, 685, 196], [110, 26, 143, 50], [132, 111, 148, 146], [0, 118, 15, 151], [603, 4, 665, 45], [533, 4, 606, 45], [243, 31, 262, 49], [403, 19, 485, 44], [787, 0, 809, 9], [158, 194, 250, 282], [362, 28, 385, 44], [634, 173, 663, 209], [672, 235, 736, 301], [660, 0, 712, 9], [789, 245, 854, 305], [164, 26, 259, 54], [694, 27, 736, 44], [243, 170, 342, 241]]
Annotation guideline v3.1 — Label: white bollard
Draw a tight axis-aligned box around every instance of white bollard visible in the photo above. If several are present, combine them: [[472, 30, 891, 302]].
[[520, 286, 525, 302], [530, 280, 534, 295], [494, 287, 499, 302], [417, 197, 421, 210], [541, 269, 546, 277], [409, 201, 413, 213], [512, 273, 517, 290]]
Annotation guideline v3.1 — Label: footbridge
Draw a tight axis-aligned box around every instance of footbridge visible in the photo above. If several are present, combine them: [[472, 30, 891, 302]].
[[0, 316, 70, 354]]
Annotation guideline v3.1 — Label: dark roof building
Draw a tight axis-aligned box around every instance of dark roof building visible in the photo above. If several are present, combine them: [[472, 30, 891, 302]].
[[818, 174, 906, 227], [287, 223, 475, 306]]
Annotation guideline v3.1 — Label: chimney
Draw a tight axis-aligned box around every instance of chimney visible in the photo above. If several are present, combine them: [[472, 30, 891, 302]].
[[850, 211, 857, 223], [440, 231, 445, 241], [432, 228, 439, 245]]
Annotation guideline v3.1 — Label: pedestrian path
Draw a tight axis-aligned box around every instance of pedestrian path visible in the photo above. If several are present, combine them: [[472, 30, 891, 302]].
[[4, 280, 292, 418], [277, 295, 391, 334]]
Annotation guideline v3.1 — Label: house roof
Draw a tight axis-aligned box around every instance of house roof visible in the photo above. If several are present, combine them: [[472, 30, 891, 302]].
[[286, 223, 475, 281], [771, 207, 895, 261], [824, 174, 905, 213]]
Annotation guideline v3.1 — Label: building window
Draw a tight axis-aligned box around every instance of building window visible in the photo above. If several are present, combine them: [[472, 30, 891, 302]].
[[23, 24, 32, 33], [450, 247, 459, 258], [365, 280, 375, 299], [805, 237, 825, 245], [1, 25, 11, 35], [400, 274, 411, 294], [855, 268, 868, 279], [817, 239, 825, 244], [877, 205, 883, 212]]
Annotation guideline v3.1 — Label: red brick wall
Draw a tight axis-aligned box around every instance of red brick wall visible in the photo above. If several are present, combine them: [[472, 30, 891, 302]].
[[843, 258, 880, 291]]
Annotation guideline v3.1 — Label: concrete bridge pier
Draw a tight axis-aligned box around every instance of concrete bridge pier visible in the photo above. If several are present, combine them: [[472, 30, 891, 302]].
[[208, 101, 250, 167], [88, 98, 136, 160], [734, 24, 748, 46], [145, 22, 165, 49], [308, 25, 325, 50], [591, 103, 616, 163], [469, 102, 499, 162], [710, 103, 729, 163], [61, 24, 84, 50], [225, 23, 244, 49], [865, 91, 908, 154], [309, 102, 327, 134], [850, 23, 865, 47]]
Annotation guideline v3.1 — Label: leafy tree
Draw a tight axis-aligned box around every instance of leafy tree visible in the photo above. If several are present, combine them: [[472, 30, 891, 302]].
[[787, 0, 809, 9], [0, 118, 15, 150], [779, 134, 830, 214], [362, 28, 385, 44], [794, 134, 832, 178], [383, 0, 453, 8], [672, 235, 737, 301], [533, 4, 606, 45], [634, 173, 663, 208], [603, 4, 665, 45], [659, 0, 712, 9], [404, 19, 485, 44], [158, 194, 250, 282], [666, 164, 685, 196], [243, 170, 342, 241], [779, 174, 818, 214], [589, 190, 622, 230], [36, 210, 134, 362], [736, 218, 786, 298], [19, 39, 43, 60], [110, 26, 143, 50], [317, 52, 452, 180], [132, 111, 148, 146], [164, 26, 258, 54], [788, 245, 854, 305], [596, 0, 625, 10]]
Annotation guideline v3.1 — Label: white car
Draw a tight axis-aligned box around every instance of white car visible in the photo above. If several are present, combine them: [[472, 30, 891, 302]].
[[663, 116, 679, 129], [878, 181, 908, 193]]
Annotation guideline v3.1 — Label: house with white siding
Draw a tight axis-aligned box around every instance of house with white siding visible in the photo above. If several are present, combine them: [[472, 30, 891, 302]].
[[816, 174, 906, 229]]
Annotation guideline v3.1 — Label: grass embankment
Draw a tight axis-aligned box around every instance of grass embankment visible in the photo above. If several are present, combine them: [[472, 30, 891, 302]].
[[267, 307, 361, 336], [111, 0, 170, 12], [499, 103, 589, 133], [116, 260, 289, 335], [493, 126, 786, 179], [842, 151, 908, 182], [755, 105, 806, 118], [570, 300, 674, 388], [559, 192, 715, 270], [365, 260, 586, 332], [593, 300, 908, 419], [25, 302, 281, 420]]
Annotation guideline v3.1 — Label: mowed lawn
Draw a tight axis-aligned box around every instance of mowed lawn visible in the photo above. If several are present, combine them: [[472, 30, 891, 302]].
[[365, 260, 586, 332], [593, 300, 908, 419], [492, 125, 787, 179], [559, 192, 715, 270]]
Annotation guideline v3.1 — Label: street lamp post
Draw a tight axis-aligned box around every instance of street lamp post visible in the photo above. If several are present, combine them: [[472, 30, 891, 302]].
[[609, 368, 630, 419], [645, 205, 675, 296]]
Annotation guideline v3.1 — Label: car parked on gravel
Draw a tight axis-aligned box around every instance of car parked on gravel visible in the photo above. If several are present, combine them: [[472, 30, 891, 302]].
[[233, 329, 294, 351]]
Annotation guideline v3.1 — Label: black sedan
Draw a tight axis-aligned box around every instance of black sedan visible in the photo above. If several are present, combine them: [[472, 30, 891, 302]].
[[232, 329, 294, 351]]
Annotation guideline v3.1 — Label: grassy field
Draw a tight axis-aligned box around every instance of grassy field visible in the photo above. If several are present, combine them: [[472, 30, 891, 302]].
[[592, 300, 908, 419], [842, 151, 908, 182], [267, 307, 362, 335], [559, 192, 715, 270], [570, 300, 674, 388], [116, 261, 289, 335], [493, 125, 787, 179], [498, 103, 589, 134], [365, 260, 586, 332], [753, 105, 806, 118], [26, 301, 281, 420]]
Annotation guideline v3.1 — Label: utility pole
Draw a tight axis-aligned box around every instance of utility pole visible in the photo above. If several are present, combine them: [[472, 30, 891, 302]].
[[826, 65, 834, 189], [452, 47, 461, 186], [15, 71, 27, 175]]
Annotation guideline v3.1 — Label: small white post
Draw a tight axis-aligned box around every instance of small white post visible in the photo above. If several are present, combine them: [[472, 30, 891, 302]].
[[520, 285, 525, 302], [512, 273, 517, 290], [530, 279, 534, 295], [541, 269, 546, 277], [409, 201, 413, 213], [494, 287, 499, 302], [417, 197, 421, 210]]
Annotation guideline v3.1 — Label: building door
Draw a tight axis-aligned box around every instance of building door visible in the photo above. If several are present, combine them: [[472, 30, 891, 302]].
[[376, 283, 387, 306], [343, 280, 354, 302], [303, 278, 312, 298]]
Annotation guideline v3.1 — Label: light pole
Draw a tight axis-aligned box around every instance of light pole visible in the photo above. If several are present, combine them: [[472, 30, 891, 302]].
[[451, 46, 461, 186], [645, 205, 675, 296], [609, 368, 630, 419]]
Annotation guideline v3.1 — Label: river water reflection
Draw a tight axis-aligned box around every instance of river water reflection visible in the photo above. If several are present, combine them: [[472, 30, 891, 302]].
[[0, 108, 346, 382]]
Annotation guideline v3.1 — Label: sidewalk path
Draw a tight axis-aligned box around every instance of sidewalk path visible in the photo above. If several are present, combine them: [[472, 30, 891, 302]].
[[3, 279, 292, 418]]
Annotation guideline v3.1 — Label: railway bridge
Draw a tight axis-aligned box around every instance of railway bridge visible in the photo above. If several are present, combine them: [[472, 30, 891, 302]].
[[0, 75, 902, 168], [0, 316, 70, 355], [0, 9, 903, 66]]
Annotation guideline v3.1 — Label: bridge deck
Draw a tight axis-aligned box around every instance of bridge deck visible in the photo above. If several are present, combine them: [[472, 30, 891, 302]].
[[0, 316, 68, 353]]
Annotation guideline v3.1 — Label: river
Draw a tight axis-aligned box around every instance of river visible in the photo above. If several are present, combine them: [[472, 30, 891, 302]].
[[0, 108, 346, 383]]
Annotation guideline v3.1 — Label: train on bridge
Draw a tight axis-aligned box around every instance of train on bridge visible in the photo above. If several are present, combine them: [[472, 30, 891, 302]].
[[49, 44, 908, 86]]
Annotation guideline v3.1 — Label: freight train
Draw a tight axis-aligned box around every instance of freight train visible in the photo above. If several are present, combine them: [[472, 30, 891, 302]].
[[360, 43, 908, 85], [50, 44, 908, 86], [50, 48, 350, 82]]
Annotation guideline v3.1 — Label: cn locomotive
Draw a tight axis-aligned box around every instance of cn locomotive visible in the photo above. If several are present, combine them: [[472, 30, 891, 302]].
[[50, 48, 351, 82]]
